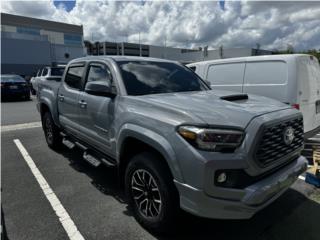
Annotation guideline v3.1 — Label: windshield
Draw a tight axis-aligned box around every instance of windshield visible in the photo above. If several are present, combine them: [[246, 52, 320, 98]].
[[117, 61, 209, 96], [51, 67, 65, 76], [1, 75, 25, 82]]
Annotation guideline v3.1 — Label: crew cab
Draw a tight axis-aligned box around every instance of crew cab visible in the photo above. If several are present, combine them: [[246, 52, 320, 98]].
[[37, 56, 307, 233]]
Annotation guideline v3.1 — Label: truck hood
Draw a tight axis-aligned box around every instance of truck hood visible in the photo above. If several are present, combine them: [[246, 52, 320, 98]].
[[135, 90, 290, 129]]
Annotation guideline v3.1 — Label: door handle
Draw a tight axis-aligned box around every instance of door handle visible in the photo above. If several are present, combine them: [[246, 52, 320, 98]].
[[58, 94, 64, 102], [78, 100, 87, 109]]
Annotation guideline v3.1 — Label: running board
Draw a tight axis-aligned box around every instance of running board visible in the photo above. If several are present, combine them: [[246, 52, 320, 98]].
[[83, 152, 101, 167], [101, 157, 116, 167], [62, 138, 75, 149], [60, 132, 117, 168]]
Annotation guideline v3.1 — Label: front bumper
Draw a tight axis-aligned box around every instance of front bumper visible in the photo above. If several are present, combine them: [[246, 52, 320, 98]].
[[174, 156, 307, 219]]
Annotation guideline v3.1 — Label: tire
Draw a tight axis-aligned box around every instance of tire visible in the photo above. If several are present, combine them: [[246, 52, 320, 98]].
[[24, 93, 30, 100], [42, 111, 61, 149], [125, 151, 179, 234]]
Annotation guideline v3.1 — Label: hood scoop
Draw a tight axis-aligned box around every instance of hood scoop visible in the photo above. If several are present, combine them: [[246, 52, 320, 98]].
[[220, 94, 249, 102]]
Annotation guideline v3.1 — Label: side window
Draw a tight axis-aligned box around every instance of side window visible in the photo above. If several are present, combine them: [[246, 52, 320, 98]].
[[36, 69, 41, 77], [207, 63, 245, 85], [65, 65, 85, 90], [244, 61, 287, 85], [86, 63, 113, 86], [42, 68, 48, 76]]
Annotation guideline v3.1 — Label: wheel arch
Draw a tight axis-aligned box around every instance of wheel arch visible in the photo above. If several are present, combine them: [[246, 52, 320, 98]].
[[39, 99, 60, 127], [117, 124, 184, 185]]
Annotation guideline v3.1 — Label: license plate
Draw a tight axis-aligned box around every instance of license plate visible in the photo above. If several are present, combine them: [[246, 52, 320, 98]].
[[9, 85, 18, 89], [316, 101, 320, 114]]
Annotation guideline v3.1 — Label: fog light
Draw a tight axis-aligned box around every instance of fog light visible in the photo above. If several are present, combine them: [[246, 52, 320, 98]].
[[217, 172, 227, 183]]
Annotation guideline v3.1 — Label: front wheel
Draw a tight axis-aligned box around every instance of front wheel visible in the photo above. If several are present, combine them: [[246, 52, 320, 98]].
[[125, 152, 179, 234], [42, 112, 61, 149]]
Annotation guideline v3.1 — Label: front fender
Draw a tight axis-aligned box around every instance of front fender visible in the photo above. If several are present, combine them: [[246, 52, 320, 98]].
[[117, 123, 184, 182]]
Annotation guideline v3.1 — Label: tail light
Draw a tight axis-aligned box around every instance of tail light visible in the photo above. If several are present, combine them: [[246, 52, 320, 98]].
[[292, 103, 300, 110]]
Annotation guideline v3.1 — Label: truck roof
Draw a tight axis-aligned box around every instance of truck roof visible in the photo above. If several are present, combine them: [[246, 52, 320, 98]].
[[69, 55, 177, 64], [187, 54, 315, 66]]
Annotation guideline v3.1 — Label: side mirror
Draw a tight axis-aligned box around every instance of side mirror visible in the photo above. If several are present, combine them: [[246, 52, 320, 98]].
[[85, 81, 115, 98]]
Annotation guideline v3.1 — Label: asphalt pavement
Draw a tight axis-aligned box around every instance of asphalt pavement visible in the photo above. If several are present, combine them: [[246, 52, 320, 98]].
[[1, 96, 40, 125], [1, 98, 320, 240]]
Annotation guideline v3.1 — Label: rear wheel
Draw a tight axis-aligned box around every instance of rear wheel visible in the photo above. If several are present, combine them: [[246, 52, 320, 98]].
[[43, 111, 61, 149], [125, 151, 179, 234], [24, 92, 30, 100]]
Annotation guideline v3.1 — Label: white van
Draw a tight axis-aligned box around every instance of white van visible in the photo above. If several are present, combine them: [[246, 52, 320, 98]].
[[187, 54, 320, 138]]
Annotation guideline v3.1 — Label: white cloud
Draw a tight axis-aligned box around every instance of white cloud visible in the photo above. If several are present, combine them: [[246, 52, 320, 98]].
[[1, 0, 320, 51]]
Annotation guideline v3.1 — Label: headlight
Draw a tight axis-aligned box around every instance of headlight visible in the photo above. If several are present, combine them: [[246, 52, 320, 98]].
[[178, 125, 244, 152]]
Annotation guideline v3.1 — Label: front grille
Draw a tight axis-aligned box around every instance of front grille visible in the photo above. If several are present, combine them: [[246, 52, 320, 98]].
[[255, 117, 304, 166]]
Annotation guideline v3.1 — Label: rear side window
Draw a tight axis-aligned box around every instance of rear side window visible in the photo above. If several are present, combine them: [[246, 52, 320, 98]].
[[65, 65, 85, 90], [207, 63, 245, 85], [244, 61, 287, 84], [42, 68, 48, 76]]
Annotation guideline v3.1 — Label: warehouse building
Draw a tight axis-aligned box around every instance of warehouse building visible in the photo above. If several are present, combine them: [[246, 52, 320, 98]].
[[1, 13, 85, 76], [84, 41, 199, 59], [85, 40, 273, 63]]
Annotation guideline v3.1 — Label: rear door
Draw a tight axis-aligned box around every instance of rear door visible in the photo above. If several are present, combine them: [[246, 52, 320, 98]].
[[206, 62, 245, 92], [297, 56, 320, 134], [243, 61, 288, 102], [58, 63, 86, 135], [77, 61, 116, 154]]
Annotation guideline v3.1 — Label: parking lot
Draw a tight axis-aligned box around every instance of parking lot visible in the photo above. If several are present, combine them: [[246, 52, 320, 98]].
[[1, 96, 320, 240]]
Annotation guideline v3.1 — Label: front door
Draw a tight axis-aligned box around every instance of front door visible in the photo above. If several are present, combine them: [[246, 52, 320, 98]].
[[77, 62, 116, 155]]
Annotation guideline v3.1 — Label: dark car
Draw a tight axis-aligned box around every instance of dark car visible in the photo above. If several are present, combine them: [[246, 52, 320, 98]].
[[1, 74, 30, 100]]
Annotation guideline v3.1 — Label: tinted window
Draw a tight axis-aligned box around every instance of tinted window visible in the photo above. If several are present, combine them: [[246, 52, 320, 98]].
[[207, 63, 245, 85], [117, 61, 208, 96], [42, 68, 48, 76], [36, 69, 41, 77], [51, 67, 65, 76], [65, 65, 85, 90], [86, 64, 113, 85]]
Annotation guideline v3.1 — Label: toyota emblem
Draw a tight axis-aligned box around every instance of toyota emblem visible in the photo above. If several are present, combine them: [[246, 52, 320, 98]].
[[283, 127, 295, 145]]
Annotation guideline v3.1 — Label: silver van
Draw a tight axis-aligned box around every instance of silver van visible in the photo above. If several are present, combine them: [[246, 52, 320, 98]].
[[187, 54, 320, 138]]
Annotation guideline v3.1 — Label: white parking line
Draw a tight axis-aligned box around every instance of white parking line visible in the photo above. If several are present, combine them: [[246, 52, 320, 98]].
[[13, 139, 85, 240], [1, 122, 42, 132]]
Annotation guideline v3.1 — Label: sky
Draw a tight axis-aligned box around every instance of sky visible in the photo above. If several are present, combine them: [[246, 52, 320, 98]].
[[1, 0, 320, 51]]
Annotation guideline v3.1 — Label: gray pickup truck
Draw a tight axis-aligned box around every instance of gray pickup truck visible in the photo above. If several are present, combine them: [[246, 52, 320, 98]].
[[37, 56, 307, 233]]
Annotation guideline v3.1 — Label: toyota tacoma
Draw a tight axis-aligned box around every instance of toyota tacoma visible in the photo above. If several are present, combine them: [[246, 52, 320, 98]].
[[37, 56, 307, 233]]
